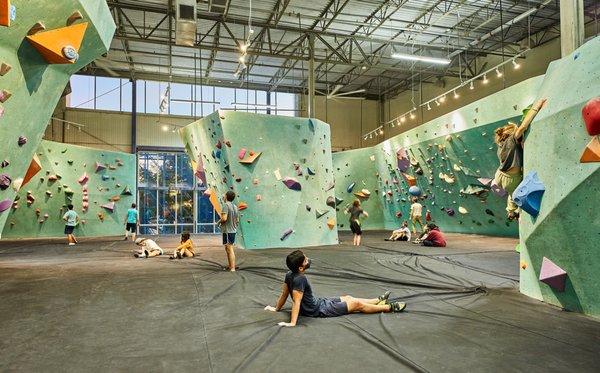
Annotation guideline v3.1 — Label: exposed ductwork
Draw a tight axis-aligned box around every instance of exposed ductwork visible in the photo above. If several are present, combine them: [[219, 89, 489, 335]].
[[175, 0, 197, 47]]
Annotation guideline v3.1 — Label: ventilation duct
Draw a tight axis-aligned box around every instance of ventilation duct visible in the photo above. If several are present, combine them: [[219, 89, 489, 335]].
[[175, 0, 197, 47]]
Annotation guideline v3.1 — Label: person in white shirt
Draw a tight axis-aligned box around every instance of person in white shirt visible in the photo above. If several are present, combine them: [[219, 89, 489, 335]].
[[385, 221, 412, 241], [133, 237, 164, 258], [410, 198, 424, 235]]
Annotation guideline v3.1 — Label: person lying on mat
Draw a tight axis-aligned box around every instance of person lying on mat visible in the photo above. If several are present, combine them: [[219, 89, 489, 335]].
[[169, 231, 195, 259], [414, 223, 446, 247], [133, 237, 164, 258], [385, 220, 411, 241], [264, 250, 406, 327]]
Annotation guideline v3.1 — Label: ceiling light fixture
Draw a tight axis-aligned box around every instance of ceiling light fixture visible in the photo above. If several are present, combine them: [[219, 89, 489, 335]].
[[482, 74, 488, 84], [496, 68, 503, 78], [427, 103, 431, 111], [453, 90, 459, 99], [512, 59, 521, 69], [391, 52, 451, 65], [469, 81, 474, 90]]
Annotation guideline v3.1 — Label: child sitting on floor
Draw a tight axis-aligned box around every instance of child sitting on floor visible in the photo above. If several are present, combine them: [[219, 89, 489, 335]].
[[413, 223, 446, 247], [133, 237, 164, 258], [264, 250, 406, 327], [169, 232, 195, 259], [385, 221, 411, 241]]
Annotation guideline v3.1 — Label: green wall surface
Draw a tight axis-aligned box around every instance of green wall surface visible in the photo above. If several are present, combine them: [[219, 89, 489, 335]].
[[519, 36, 600, 317], [2, 140, 136, 238], [0, 0, 115, 235], [333, 76, 544, 237], [180, 111, 339, 249]]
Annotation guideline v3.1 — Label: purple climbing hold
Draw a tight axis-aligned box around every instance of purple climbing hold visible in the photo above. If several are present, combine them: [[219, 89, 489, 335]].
[[95, 162, 106, 173], [396, 148, 410, 172], [490, 182, 507, 197], [0, 199, 12, 212], [445, 208, 455, 216], [18, 136, 27, 146], [101, 202, 115, 212], [282, 177, 301, 191], [0, 173, 11, 190], [280, 228, 293, 241]]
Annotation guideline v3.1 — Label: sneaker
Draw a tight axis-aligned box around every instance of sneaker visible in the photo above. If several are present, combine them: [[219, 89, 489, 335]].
[[68, 243, 76, 246], [144, 249, 149, 258], [377, 291, 391, 305], [390, 301, 406, 313], [384, 238, 391, 241], [169, 255, 175, 260], [176, 251, 183, 259], [134, 253, 140, 258], [123, 237, 129, 241]]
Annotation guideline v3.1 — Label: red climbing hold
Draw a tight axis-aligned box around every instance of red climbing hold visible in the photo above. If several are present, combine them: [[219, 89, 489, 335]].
[[582, 97, 600, 136]]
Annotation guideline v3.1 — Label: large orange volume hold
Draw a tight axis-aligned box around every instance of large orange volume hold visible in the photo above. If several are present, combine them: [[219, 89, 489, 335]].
[[580, 137, 600, 163], [26, 22, 88, 64], [0, 0, 10, 27]]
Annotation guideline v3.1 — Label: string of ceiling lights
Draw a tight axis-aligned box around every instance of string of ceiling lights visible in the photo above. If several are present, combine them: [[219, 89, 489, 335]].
[[362, 51, 526, 141], [234, 0, 254, 78]]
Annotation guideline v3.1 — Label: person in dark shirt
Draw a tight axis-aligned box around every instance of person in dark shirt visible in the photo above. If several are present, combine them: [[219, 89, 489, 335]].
[[345, 199, 369, 246], [493, 99, 546, 220], [264, 250, 406, 327]]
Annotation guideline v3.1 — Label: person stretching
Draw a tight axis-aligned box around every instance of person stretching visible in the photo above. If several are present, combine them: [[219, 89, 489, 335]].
[[133, 237, 164, 258], [264, 250, 406, 327], [169, 232, 195, 259]]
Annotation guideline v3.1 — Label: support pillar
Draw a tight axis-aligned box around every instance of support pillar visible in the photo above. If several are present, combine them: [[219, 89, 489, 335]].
[[131, 79, 137, 154], [560, 0, 585, 57], [308, 34, 315, 118]]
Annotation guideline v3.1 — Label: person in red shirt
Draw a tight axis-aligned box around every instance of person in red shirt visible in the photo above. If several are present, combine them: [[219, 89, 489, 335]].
[[421, 223, 446, 247]]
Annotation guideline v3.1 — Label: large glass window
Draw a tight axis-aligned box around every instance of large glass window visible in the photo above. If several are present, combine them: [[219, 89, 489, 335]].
[[138, 151, 219, 234], [69, 76, 298, 117]]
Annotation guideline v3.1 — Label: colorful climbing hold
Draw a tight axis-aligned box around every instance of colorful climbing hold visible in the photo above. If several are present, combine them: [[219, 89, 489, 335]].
[[580, 137, 600, 163], [539, 257, 567, 292], [0, 173, 10, 190], [17, 136, 27, 146], [327, 218, 335, 230], [512, 171, 545, 218], [101, 202, 115, 212], [0, 199, 11, 212], [239, 151, 262, 164], [582, 97, 600, 136], [408, 186, 422, 196], [282, 177, 301, 191], [280, 228, 293, 241], [26, 23, 88, 64], [458, 206, 468, 214], [0, 62, 11, 76], [0, 89, 11, 103], [78, 173, 89, 185]]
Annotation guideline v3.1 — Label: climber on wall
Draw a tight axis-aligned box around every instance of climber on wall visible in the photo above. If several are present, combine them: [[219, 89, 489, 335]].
[[493, 98, 547, 220]]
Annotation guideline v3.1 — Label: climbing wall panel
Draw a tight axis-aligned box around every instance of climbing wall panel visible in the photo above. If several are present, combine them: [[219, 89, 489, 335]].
[[333, 76, 544, 236], [180, 111, 338, 250], [519, 36, 600, 317], [0, 0, 115, 235], [1, 140, 136, 238]]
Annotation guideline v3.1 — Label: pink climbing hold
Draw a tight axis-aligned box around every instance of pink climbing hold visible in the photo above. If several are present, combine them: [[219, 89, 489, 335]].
[[0, 105, 4, 118], [582, 97, 600, 136], [238, 148, 247, 160], [478, 177, 493, 186], [282, 177, 302, 191], [539, 257, 567, 292], [78, 173, 88, 184], [101, 202, 115, 212], [95, 162, 106, 173]]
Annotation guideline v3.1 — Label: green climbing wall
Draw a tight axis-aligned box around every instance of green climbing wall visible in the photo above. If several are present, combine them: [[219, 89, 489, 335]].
[[519, 36, 600, 317], [333, 76, 544, 237], [1, 140, 136, 238], [0, 0, 115, 235], [180, 111, 338, 249]]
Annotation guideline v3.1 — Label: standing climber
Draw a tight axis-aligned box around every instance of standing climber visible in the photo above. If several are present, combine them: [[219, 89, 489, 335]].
[[493, 99, 546, 220], [345, 199, 368, 246], [219, 191, 239, 271], [410, 197, 424, 235]]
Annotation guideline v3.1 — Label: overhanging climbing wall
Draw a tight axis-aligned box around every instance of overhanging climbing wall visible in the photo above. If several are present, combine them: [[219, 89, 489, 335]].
[[1, 140, 136, 238], [0, 0, 115, 235], [333, 76, 544, 237], [180, 111, 338, 249], [519, 36, 600, 317]]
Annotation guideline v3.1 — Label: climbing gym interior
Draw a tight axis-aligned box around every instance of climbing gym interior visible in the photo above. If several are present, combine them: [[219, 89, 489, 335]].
[[1, 1, 599, 371]]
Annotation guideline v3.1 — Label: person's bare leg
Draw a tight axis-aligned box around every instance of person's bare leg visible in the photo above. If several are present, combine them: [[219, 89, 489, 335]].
[[183, 249, 194, 257], [357, 235, 362, 246], [225, 244, 236, 271], [132, 232, 136, 242], [342, 297, 391, 314], [147, 250, 161, 257], [341, 295, 379, 305], [72, 234, 77, 244]]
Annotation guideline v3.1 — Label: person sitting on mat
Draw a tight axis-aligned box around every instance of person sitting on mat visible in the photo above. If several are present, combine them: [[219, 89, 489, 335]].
[[345, 199, 369, 246], [169, 231, 195, 259], [264, 250, 406, 327], [417, 223, 446, 247], [385, 221, 411, 241], [133, 237, 164, 258]]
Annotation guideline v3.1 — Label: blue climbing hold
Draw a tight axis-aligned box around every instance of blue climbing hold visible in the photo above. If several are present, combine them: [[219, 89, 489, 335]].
[[347, 182, 355, 193], [512, 171, 545, 218], [307, 168, 316, 176], [408, 186, 421, 196]]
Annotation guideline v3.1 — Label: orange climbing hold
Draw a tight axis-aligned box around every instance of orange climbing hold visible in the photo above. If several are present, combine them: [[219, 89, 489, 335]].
[[22, 154, 42, 187], [26, 22, 88, 64], [580, 137, 600, 163], [0, 0, 11, 27], [239, 151, 262, 164]]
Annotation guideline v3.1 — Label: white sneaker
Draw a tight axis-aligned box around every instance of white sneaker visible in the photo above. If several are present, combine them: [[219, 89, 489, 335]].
[[68, 243, 76, 246]]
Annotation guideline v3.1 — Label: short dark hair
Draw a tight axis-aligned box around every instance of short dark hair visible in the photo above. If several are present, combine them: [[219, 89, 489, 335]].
[[67, 204, 74, 210], [286, 250, 305, 273], [181, 231, 191, 242], [427, 223, 438, 230], [225, 191, 236, 202], [131, 203, 136, 208]]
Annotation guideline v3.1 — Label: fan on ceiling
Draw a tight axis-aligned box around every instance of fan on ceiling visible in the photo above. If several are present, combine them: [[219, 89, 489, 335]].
[[316, 84, 366, 100]]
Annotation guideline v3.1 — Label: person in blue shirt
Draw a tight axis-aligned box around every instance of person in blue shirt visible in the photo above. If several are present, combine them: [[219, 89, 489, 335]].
[[124, 203, 139, 242], [62, 204, 79, 246]]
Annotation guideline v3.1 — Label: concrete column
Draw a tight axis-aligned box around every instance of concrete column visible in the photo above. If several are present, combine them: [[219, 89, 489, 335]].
[[308, 34, 315, 118], [560, 0, 585, 57]]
